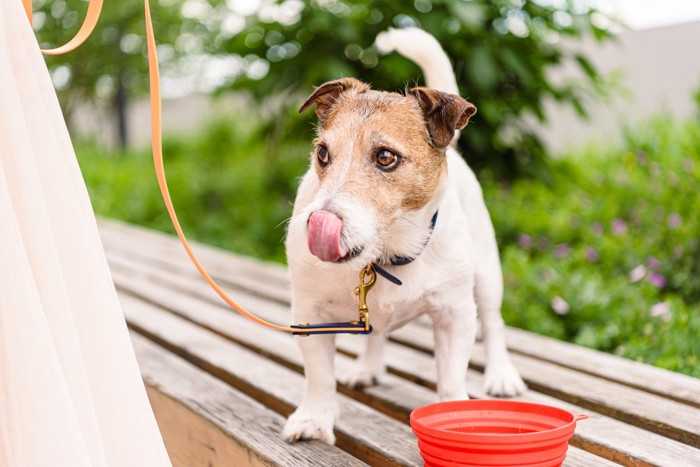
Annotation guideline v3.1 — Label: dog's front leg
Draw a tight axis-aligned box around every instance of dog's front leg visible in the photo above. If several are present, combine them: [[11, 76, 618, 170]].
[[432, 299, 477, 401], [282, 326, 338, 444]]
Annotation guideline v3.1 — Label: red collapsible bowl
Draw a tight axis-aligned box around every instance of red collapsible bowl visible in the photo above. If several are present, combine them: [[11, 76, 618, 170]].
[[410, 400, 588, 467]]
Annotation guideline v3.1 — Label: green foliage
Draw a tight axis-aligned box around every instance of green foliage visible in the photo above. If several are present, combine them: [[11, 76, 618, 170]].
[[224, 0, 616, 178], [77, 112, 699, 377], [483, 115, 700, 376], [39, 0, 615, 177], [77, 113, 309, 263], [32, 0, 209, 123]]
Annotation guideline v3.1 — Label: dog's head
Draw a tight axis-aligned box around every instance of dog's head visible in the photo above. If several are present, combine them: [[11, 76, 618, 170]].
[[298, 77, 476, 268]]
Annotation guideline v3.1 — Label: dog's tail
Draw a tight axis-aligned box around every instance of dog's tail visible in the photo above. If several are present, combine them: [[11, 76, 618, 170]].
[[375, 27, 459, 96]]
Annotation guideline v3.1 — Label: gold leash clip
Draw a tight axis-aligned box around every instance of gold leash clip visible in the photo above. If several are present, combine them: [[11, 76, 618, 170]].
[[355, 264, 376, 332]]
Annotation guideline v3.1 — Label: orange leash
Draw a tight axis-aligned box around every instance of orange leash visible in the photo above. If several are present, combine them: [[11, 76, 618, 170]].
[[25, 0, 103, 55], [26, 0, 374, 335]]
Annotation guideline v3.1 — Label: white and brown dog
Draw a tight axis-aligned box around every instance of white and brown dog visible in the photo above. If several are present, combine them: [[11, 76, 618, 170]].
[[283, 28, 526, 444]]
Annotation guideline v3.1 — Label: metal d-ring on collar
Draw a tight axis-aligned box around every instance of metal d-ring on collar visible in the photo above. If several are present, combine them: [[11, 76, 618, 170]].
[[292, 265, 376, 336], [291, 210, 439, 336]]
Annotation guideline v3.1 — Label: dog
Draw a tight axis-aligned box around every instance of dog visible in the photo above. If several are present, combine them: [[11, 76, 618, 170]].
[[282, 27, 526, 444]]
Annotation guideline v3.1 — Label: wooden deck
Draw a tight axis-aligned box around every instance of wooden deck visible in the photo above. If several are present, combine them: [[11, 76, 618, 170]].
[[98, 218, 700, 466]]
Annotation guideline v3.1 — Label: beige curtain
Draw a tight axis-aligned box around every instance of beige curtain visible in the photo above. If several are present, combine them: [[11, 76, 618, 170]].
[[0, 0, 170, 465]]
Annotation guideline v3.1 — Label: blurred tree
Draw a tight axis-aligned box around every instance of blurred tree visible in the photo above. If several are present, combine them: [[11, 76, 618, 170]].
[[36, 0, 616, 176], [32, 0, 218, 148], [222, 0, 617, 178]]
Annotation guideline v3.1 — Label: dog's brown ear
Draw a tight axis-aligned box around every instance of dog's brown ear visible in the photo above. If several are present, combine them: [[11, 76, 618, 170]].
[[408, 87, 477, 148], [299, 77, 370, 120]]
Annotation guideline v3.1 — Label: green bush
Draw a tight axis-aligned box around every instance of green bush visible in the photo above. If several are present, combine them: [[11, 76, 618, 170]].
[[483, 116, 699, 376], [34, 0, 201, 140], [78, 115, 309, 263], [41, 0, 615, 173], [222, 0, 616, 178], [77, 114, 699, 377]]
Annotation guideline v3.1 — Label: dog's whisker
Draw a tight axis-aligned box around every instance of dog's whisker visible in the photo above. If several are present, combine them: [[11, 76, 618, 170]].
[[400, 216, 419, 228], [275, 217, 293, 230]]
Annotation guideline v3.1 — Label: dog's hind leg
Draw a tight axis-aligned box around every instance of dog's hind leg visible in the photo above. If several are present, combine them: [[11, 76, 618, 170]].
[[474, 242, 527, 396], [447, 152, 526, 396], [339, 332, 386, 389]]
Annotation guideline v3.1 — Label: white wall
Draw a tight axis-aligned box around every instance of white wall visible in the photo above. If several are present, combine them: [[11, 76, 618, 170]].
[[535, 20, 700, 153]]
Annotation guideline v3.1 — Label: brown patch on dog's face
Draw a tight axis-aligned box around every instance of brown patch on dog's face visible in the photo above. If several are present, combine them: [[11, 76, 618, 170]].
[[313, 90, 445, 215], [299, 79, 476, 260]]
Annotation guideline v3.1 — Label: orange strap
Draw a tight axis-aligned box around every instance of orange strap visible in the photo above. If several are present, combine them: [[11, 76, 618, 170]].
[[25, 0, 103, 55], [25, 0, 367, 335], [146, 4, 370, 334]]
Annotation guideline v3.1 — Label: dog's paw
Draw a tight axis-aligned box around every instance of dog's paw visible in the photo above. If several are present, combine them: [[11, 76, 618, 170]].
[[484, 362, 527, 397], [282, 407, 336, 444], [339, 363, 383, 389]]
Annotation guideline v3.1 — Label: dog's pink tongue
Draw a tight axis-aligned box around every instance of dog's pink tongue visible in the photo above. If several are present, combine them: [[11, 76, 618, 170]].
[[307, 210, 345, 262]]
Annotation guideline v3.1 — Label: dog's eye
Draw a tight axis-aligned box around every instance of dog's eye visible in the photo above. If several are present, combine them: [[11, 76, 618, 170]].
[[317, 145, 330, 166], [376, 149, 400, 171]]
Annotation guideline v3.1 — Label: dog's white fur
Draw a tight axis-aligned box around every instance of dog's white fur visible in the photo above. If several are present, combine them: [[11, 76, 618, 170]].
[[283, 27, 526, 444]]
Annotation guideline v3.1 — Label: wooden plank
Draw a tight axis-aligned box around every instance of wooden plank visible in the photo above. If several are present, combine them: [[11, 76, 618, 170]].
[[104, 245, 700, 451], [414, 315, 700, 409], [564, 448, 619, 467], [501, 326, 700, 408], [135, 313, 610, 467], [127, 292, 619, 467], [99, 218, 700, 409], [113, 263, 439, 423], [131, 332, 366, 467], [98, 218, 288, 278], [122, 293, 424, 467], [109, 259, 700, 466], [389, 324, 700, 449], [134, 311, 609, 467], [99, 219, 292, 307]]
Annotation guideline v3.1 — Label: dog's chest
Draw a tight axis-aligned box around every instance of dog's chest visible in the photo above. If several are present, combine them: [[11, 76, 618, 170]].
[[325, 280, 432, 333], [370, 294, 430, 332]]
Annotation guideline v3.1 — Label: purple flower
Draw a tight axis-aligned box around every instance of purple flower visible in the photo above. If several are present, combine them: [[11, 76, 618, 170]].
[[646, 256, 661, 271], [591, 222, 604, 236], [648, 273, 666, 289], [629, 265, 646, 283], [649, 302, 671, 321], [585, 247, 599, 262], [554, 243, 571, 258], [612, 219, 627, 235], [550, 296, 570, 315], [668, 213, 682, 229], [517, 233, 532, 249]]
